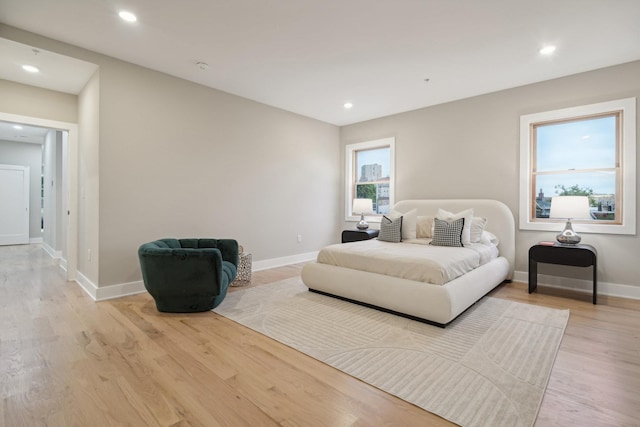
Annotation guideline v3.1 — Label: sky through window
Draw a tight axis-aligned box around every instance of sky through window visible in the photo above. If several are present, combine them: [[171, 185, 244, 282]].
[[535, 115, 616, 196]]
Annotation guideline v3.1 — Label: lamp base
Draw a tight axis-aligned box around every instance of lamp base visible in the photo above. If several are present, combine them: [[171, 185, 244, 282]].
[[356, 213, 369, 230], [556, 220, 581, 245]]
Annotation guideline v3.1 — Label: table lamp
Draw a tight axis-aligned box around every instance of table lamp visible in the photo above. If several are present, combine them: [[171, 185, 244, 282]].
[[353, 198, 374, 230], [550, 196, 591, 244]]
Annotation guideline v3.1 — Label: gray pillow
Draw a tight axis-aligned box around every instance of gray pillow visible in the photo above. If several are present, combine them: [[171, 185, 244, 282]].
[[430, 217, 464, 247], [378, 215, 403, 243]]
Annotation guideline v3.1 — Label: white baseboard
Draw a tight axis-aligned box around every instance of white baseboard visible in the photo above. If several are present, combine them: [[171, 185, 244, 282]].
[[95, 281, 146, 301], [74, 271, 146, 301], [253, 251, 318, 271], [30, 237, 43, 244], [75, 271, 98, 300], [41, 242, 62, 259], [59, 258, 68, 272], [76, 253, 640, 303], [513, 270, 640, 300], [72, 251, 319, 302]]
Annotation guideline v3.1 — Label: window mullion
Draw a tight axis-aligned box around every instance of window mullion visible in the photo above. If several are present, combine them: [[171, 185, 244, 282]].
[[521, 98, 635, 233]]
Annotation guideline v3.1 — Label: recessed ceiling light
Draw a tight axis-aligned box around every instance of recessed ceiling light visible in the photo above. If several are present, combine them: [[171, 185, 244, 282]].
[[119, 10, 137, 22], [22, 65, 39, 73], [13, 125, 23, 130], [344, 102, 353, 109], [539, 45, 556, 55], [196, 61, 209, 70]]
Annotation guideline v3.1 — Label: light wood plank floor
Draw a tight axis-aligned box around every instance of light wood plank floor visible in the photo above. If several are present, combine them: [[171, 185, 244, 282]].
[[1, 244, 639, 426]]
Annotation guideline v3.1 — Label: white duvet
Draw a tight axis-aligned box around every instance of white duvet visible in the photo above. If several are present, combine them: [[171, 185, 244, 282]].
[[316, 239, 498, 285]]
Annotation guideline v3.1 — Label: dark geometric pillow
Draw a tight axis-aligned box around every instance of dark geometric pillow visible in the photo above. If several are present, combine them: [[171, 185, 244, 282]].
[[378, 215, 403, 243], [430, 217, 464, 247]]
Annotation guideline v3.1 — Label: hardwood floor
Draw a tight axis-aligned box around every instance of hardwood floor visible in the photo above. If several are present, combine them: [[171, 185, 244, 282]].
[[1, 244, 639, 426]]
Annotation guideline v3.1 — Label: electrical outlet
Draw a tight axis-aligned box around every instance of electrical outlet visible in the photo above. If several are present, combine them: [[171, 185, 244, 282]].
[[87, 249, 91, 261], [297, 234, 302, 243]]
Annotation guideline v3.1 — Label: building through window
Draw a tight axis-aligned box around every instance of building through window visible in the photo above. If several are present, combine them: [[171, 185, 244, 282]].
[[532, 113, 619, 222], [519, 98, 636, 235], [345, 137, 395, 221]]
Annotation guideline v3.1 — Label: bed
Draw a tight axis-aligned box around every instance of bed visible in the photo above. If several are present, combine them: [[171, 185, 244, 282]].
[[301, 199, 515, 326]]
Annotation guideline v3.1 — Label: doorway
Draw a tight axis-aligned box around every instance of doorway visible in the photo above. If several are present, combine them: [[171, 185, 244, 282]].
[[0, 164, 30, 245], [0, 112, 78, 282]]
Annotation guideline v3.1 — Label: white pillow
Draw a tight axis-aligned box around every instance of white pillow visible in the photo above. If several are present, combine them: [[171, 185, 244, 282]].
[[481, 230, 499, 246], [416, 216, 434, 238], [391, 208, 417, 241], [470, 217, 488, 243], [436, 208, 473, 246]]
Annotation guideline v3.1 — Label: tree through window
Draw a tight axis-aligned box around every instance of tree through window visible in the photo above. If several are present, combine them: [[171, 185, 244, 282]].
[[345, 138, 395, 221], [532, 113, 619, 222], [519, 98, 636, 235]]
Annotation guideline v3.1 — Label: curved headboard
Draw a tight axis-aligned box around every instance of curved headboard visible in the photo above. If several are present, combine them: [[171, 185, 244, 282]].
[[392, 199, 515, 279]]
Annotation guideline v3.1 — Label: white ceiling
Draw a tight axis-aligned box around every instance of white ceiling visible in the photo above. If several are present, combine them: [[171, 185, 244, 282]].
[[0, 37, 98, 94], [0, 38, 96, 144], [1, 0, 639, 126], [0, 120, 50, 144]]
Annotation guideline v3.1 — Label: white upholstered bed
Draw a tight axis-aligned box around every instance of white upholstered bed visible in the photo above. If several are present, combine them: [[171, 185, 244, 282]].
[[301, 199, 515, 326]]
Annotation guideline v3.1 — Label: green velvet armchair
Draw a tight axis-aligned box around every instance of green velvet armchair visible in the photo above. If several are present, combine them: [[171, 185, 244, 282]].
[[138, 238, 239, 312]]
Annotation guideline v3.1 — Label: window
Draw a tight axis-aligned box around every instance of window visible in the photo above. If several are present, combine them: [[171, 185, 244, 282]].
[[519, 98, 636, 235], [345, 137, 395, 222]]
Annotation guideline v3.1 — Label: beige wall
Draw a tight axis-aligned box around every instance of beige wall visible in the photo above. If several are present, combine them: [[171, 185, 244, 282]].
[[5, 22, 636, 292], [77, 70, 100, 283], [1, 24, 340, 288], [0, 79, 77, 122], [96, 59, 339, 286], [341, 60, 640, 289], [42, 130, 56, 249], [42, 130, 65, 253]]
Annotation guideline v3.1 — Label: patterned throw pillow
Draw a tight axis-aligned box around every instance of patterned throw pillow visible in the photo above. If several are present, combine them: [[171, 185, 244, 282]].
[[378, 215, 403, 243], [430, 217, 464, 247], [436, 208, 473, 245]]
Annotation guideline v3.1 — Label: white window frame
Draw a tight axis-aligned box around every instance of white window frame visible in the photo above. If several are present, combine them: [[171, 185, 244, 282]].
[[345, 137, 395, 223], [519, 98, 636, 235]]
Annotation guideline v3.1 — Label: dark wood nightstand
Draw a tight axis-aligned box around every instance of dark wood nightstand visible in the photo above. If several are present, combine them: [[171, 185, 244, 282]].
[[341, 229, 379, 243], [529, 243, 597, 304]]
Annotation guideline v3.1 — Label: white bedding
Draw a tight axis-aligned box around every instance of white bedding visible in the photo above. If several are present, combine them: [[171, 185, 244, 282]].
[[303, 199, 515, 325], [316, 238, 498, 285]]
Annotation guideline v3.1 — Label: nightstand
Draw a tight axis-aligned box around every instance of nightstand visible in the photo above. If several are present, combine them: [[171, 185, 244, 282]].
[[528, 243, 597, 304], [341, 229, 379, 243]]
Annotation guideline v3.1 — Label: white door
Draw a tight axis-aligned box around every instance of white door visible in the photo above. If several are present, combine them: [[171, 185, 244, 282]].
[[0, 164, 30, 245]]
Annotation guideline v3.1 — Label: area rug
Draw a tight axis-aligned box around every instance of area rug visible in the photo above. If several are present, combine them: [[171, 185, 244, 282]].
[[214, 278, 569, 427]]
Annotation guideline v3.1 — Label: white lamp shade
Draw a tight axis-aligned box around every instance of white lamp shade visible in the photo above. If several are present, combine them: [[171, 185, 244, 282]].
[[352, 198, 373, 215], [550, 196, 591, 219]]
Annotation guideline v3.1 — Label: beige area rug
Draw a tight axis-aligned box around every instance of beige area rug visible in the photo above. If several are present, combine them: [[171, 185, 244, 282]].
[[214, 278, 569, 427]]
